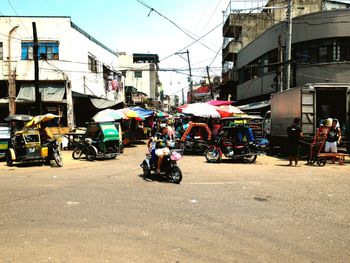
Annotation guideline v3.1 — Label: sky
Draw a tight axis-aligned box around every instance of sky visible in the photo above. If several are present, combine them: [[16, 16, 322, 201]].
[[0, 0, 268, 99]]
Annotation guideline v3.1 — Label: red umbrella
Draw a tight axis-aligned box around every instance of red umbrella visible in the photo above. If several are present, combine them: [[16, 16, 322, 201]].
[[206, 100, 233, 107], [177, 104, 188, 113], [215, 105, 244, 118]]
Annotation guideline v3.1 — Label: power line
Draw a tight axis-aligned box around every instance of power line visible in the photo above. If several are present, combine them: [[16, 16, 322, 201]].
[[136, 0, 217, 54], [6, 0, 32, 36]]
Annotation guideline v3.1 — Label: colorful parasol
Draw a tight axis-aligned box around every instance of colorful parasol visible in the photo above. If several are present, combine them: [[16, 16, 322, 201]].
[[206, 100, 233, 106], [131, 107, 154, 119], [119, 108, 143, 121], [156, 111, 169, 118], [215, 105, 244, 118], [92, 109, 125, 122], [182, 103, 221, 118], [25, 113, 60, 128]]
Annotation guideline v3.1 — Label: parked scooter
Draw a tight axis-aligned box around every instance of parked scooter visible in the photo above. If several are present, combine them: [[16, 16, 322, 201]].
[[205, 135, 261, 163], [140, 150, 182, 184], [72, 138, 96, 161], [46, 139, 64, 167]]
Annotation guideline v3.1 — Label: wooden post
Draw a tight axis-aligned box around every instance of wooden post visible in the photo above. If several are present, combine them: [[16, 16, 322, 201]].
[[32, 22, 42, 115], [206, 66, 214, 100]]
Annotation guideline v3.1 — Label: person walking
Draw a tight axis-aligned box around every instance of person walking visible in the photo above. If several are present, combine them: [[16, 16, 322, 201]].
[[286, 118, 303, 166], [324, 119, 341, 163]]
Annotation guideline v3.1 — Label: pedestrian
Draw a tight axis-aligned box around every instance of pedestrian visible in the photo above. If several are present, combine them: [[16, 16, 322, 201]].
[[286, 118, 303, 166], [324, 118, 341, 163]]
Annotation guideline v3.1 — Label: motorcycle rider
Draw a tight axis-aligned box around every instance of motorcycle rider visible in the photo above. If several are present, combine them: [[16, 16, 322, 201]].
[[154, 125, 171, 175]]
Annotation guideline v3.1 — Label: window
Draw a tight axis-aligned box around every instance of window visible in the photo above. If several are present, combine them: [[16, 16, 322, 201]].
[[339, 38, 350, 61], [21, 42, 59, 60], [24, 134, 40, 143], [268, 49, 278, 72], [88, 55, 98, 73], [0, 42, 3, 60], [134, 70, 142, 78], [233, 26, 242, 42]]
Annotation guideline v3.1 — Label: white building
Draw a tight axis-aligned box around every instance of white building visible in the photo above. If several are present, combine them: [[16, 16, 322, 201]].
[[162, 95, 179, 113], [118, 52, 160, 101], [0, 16, 124, 127]]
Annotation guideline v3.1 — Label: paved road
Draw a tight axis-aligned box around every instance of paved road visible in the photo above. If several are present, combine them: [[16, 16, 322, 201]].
[[0, 143, 349, 262]]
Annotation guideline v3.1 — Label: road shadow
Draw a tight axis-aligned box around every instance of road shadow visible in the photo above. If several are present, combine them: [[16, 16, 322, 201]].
[[202, 158, 260, 164], [6, 161, 60, 168], [137, 173, 178, 184]]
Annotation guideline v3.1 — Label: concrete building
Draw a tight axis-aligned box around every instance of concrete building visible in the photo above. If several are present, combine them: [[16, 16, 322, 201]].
[[0, 16, 124, 127], [221, 0, 350, 112], [162, 95, 179, 113], [118, 52, 161, 101]]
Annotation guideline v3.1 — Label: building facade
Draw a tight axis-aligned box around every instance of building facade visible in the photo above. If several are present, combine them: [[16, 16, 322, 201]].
[[118, 52, 161, 102], [0, 16, 124, 127], [221, 0, 350, 111], [162, 95, 179, 113]]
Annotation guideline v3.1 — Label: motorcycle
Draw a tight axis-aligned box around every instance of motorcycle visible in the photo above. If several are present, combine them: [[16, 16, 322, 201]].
[[205, 135, 261, 163], [176, 137, 209, 155], [72, 138, 96, 161], [140, 150, 183, 184], [47, 139, 64, 167]]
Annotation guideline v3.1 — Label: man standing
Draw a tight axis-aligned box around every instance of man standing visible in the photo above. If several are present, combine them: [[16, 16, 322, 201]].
[[325, 119, 341, 163], [286, 118, 303, 166]]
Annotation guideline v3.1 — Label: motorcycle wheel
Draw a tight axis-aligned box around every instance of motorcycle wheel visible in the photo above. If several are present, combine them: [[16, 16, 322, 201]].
[[205, 147, 221, 163], [179, 142, 186, 154], [53, 151, 64, 167], [198, 143, 209, 155], [317, 158, 327, 166], [6, 151, 13, 167], [242, 154, 257, 163], [86, 146, 96, 161], [141, 160, 150, 178], [307, 157, 316, 165], [72, 148, 82, 159], [169, 166, 182, 184], [119, 142, 124, 154]]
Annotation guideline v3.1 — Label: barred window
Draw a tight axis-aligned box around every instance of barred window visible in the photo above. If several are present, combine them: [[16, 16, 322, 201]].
[[21, 42, 59, 60], [88, 55, 98, 73]]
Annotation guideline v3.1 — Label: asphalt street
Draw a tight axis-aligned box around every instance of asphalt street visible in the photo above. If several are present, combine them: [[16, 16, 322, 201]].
[[0, 143, 349, 262]]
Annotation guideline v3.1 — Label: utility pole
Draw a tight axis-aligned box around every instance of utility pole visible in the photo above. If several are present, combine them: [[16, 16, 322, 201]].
[[206, 66, 214, 100], [186, 49, 193, 103], [181, 88, 185, 105], [175, 50, 193, 103], [278, 35, 284, 92], [285, 0, 292, 90], [32, 22, 42, 115], [8, 26, 19, 115]]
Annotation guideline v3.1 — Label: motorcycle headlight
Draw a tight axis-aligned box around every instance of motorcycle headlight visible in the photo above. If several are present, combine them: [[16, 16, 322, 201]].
[[85, 138, 92, 144]]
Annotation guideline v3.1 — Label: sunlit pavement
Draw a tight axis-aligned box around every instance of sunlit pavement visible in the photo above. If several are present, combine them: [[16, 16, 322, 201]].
[[0, 143, 349, 262]]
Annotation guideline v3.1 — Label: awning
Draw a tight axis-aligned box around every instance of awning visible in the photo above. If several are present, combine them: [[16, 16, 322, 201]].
[[72, 91, 123, 109], [16, 84, 65, 103], [237, 100, 270, 111], [90, 97, 122, 109], [192, 93, 211, 98]]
